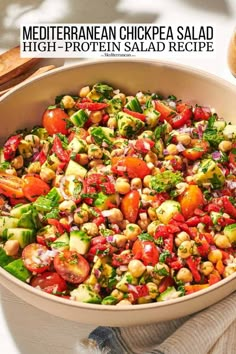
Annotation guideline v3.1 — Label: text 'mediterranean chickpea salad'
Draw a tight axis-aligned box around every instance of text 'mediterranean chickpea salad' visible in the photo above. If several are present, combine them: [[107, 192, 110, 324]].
[[0, 82, 235, 305]]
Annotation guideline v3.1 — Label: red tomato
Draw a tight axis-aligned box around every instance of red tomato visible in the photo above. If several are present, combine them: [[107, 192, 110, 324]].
[[193, 106, 211, 121], [182, 139, 209, 161], [30, 272, 67, 294], [111, 156, 151, 179], [76, 102, 108, 111], [134, 138, 155, 153], [22, 176, 50, 202], [0, 173, 24, 198], [179, 185, 204, 219], [54, 250, 90, 284], [42, 108, 69, 135], [22, 243, 52, 273], [170, 107, 192, 129], [229, 144, 236, 166], [155, 100, 176, 122], [121, 190, 140, 223], [132, 239, 159, 266], [159, 276, 175, 293]]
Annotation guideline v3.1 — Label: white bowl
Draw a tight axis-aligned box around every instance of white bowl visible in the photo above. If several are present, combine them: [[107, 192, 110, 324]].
[[0, 59, 235, 326]]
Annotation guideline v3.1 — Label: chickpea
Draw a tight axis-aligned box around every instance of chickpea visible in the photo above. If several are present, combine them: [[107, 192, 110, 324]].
[[146, 282, 158, 299], [107, 117, 117, 129], [5, 168, 17, 176], [147, 220, 159, 236], [144, 151, 157, 165], [155, 263, 170, 278], [124, 224, 141, 241], [223, 264, 236, 278], [25, 134, 40, 147], [215, 234, 231, 249], [177, 240, 193, 259], [147, 207, 158, 221], [18, 140, 33, 158], [143, 175, 152, 188], [128, 259, 146, 278], [81, 223, 99, 236], [86, 135, 93, 144], [89, 110, 103, 124], [116, 219, 129, 231], [176, 267, 193, 283], [111, 289, 124, 301], [175, 231, 190, 247], [218, 140, 232, 152], [27, 161, 41, 174], [115, 177, 131, 194], [4, 240, 20, 256], [107, 208, 123, 223], [76, 153, 89, 166], [11, 155, 24, 170], [59, 200, 76, 213], [176, 134, 191, 146], [131, 178, 142, 190], [111, 148, 125, 157], [138, 218, 150, 231], [208, 249, 222, 263], [74, 209, 89, 225], [166, 144, 178, 155], [79, 86, 90, 98], [200, 261, 214, 276], [61, 95, 75, 109], [88, 144, 103, 159], [116, 299, 132, 306], [113, 93, 126, 105], [89, 159, 103, 168], [40, 167, 56, 183], [113, 234, 127, 248]]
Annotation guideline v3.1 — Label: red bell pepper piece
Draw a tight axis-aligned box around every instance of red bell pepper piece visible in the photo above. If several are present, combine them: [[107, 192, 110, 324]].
[[222, 196, 236, 218], [123, 108, 146, 121], [3, 134, 22, 161], [170, 107, 192, 129], [155, 100, 176, 122], [128, 284, 149, 300], [208, 272, 221, 285], [193, 106, 211, 121], [76, 102, 108, 111], [186, 256, 201, 282], [164, 234, 174, 253], [159, 276, 175, 293], [52, 136, 70, 162], [184, 284, 209, 294]]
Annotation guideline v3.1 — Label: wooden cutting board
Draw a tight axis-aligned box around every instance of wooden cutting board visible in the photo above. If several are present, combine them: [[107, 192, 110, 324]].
[[0, 46, 42, 85]]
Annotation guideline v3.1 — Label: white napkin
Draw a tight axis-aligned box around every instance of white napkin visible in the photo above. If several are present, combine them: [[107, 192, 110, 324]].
[[80, 292, 236, 354]]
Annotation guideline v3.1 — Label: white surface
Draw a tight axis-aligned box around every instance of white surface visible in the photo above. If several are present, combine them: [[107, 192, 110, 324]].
[[0, 1, 236, 353]]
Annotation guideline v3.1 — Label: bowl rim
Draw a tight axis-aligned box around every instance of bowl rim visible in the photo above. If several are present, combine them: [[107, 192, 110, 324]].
[[0, 58, 235, 312]]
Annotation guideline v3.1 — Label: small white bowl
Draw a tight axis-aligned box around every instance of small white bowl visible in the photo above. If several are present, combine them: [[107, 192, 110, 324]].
[[0, 59, 235, 326]]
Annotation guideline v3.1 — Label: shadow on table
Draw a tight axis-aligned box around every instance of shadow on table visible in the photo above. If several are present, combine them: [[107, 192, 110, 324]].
[[0, 285, 94, 354], [0, 0, 158, 50], [179, 0, 231, 16]]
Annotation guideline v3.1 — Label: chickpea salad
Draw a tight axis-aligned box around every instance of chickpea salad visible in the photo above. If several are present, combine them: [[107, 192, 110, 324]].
[[0, 82, 235, 306]]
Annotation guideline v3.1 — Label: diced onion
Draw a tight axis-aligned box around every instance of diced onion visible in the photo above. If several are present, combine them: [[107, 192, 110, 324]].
[[102, 210, 113, 217], [117, 166, 127, 172], [139, 212, 147, 220], [176, 142, 186, 152]]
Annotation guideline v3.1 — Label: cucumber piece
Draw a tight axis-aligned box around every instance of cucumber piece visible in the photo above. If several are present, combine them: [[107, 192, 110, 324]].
[[125, 96, 142, 113], [210, 211, 222, 225], [156, 200, 181, 224], [223, 124, 236, 139], [116, 271, 138, 292], [65, 160, 87, 178], [3, 228, 35, 248], [0, 216, 19, 236], [117, 112, 144, 138], [194, 159, 225, 189], [157, 286, 181, 302], [18, 207, 42, 230], [68, 137, 87, 154], [10, 203, 32, 218], [70, 109, 88, 127], [224, 223, 236, 244], [106, 97, 122, 114], [90, 127, 115, 146], [69, 230, 91, 255], [4, 259, 31, 282], [144, 107, 160, 128], [51, 233, 69, 251], [213, 120, 226, 131], [102, 295, 118, 305], [0, 248, 14, 267], [71, 284, 102, 304]]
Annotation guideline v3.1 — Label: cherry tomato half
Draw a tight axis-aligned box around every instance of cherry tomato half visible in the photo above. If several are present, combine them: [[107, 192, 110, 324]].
[[0, 173, 24, 198], [22, 243, 52, 273], [42, 108, 69, 135], [22, 176, 50, 202], [121, 190, 140, 223], [179, 184, 204, 219], [182, 139, 209, 161], [54, 250, 90, 284], [132, 239, 159, 266], [30, 271, 67, 294], [111, 156, 151, 179]]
